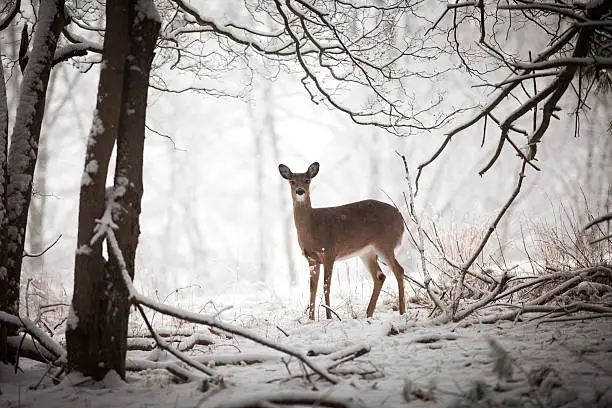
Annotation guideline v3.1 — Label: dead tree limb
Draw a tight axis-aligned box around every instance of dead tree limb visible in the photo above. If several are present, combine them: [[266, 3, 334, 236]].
[[99, 213, 341, 384], [0, 311, 65, 363], [397, 152, 447, 314]]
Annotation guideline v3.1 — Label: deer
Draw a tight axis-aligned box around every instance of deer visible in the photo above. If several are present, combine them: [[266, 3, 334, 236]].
[[278, 162, 406, 320]]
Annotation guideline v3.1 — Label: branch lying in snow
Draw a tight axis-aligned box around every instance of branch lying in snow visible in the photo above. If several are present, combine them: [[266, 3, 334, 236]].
[[97, 210, 341, 384], [125, 359, 203, 382], [7, 334, 58, 363], [127, 351, 280, 377], [0, 311, 66, 364], [480, 301, 612, 324], [133, 302, 218, 377], [211, 390, 359, 408], [127, 332, 214, 351]]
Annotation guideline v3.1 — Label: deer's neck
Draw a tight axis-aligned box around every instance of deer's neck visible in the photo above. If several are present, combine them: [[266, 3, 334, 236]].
[[292, 198, 313, 231]]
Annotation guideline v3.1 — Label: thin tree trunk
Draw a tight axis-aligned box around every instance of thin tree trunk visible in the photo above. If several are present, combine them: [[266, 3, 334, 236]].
[[250, 97, 266, 281], [5, 0, 65, 328], [66, 0, 131, 380], [265, 87, 296, 285], [0, 40, 10, 363]]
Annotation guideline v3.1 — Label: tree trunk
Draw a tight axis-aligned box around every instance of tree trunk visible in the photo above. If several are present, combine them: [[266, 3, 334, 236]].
[[4, 0, 65, 331], [265, 87, 296, 285], [106, 0, 160, 378], [66, 0, 131, 380], [0, 40, 9, 363], [67, 0, 159, 380]]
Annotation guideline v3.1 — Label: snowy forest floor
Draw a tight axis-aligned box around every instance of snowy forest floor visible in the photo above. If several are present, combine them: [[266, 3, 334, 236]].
[[2, 291, 612, 408]]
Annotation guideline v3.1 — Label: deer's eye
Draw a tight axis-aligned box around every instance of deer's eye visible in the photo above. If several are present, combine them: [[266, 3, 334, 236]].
[[290, 180, 296, 185], [305, 179, 310, 184]]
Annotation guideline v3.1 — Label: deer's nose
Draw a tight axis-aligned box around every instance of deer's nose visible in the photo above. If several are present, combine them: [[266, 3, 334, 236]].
[[296, 188, 305, 196]]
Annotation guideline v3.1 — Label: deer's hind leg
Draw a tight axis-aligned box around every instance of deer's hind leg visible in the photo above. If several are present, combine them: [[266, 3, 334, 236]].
[[361, 252, 386, 318]]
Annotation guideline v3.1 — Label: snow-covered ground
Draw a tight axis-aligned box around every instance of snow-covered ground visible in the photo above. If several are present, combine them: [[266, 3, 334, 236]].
[[2, 291, 612, 408]]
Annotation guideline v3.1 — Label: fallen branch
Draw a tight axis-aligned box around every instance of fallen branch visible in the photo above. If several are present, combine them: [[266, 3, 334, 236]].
[[453, 272, 509, 322], [0, 311, 65, 363], [134, 302, 218, 377], [211, 390, 358, 408], [125, 359, 202, 382], [103, 225, 340, 384], [7, 335, 57, 363], [479, 301, 612, 324]]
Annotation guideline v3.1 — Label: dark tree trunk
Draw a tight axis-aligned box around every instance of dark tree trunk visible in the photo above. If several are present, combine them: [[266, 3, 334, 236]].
[[105, 1, 160, 378], [0, 40, 9, 363], [3, 0, 65, 336], [67, 0, 159, 380], [66, 0, 131, 380]]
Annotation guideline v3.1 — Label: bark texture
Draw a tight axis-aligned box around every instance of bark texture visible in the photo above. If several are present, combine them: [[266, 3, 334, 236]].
[[67, 0, 159, 380], [66, 0, 131, 379], [3, 0, 65, 339], [0, 40, 9, 362]]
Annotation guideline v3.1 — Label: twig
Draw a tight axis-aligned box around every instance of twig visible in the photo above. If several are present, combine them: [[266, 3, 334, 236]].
[[397, 152, 446, 315], [319, 304, 341, 321], [275, 325, 289, 337], [23, 234, 62, 258]]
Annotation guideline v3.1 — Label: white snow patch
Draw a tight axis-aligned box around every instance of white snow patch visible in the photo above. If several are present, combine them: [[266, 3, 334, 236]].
[[75, 245, 92, 255], [135, 0, 161, 23], [88, 110, 104, 144], [0, 266, 6, 279], [85, 159, 99, 175], [102, 370, 125, 388], [66, 304, 79, 330], [80, 172, 93, 187]]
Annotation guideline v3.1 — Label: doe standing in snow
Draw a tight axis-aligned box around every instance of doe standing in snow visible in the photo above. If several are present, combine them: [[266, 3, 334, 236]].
[[279, 162, 406, 320]]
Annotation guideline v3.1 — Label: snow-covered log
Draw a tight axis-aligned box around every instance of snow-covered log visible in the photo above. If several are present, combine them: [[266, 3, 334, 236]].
[[0, 311, 66, 362], [211, 390, 358, 408]]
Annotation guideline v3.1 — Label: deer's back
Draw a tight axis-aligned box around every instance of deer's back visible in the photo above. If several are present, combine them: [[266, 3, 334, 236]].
[[299, 200, 404, 260]]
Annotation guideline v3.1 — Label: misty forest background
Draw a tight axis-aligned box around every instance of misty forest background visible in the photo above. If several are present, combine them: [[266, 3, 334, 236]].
[[4, 2, 609, 300]]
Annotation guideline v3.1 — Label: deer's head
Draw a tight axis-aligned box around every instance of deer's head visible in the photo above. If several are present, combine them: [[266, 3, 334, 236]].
[[278, 162, 319, 204]]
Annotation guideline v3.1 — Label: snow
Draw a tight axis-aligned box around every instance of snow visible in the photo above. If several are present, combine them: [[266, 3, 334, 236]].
[[135, 0, 161, 24], [1, 294, 611, 408], [67, 304, 79, 330], [75, 244, 92, 255]]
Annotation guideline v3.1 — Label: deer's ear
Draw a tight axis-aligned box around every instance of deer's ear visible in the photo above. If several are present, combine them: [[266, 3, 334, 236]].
[[307, 162, 319, 178], [278, 164, 292, 179]]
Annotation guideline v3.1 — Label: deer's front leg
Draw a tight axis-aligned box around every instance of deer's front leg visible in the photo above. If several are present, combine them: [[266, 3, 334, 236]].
[[307, 256, 321, 320], [322, 254, 335, 319]]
